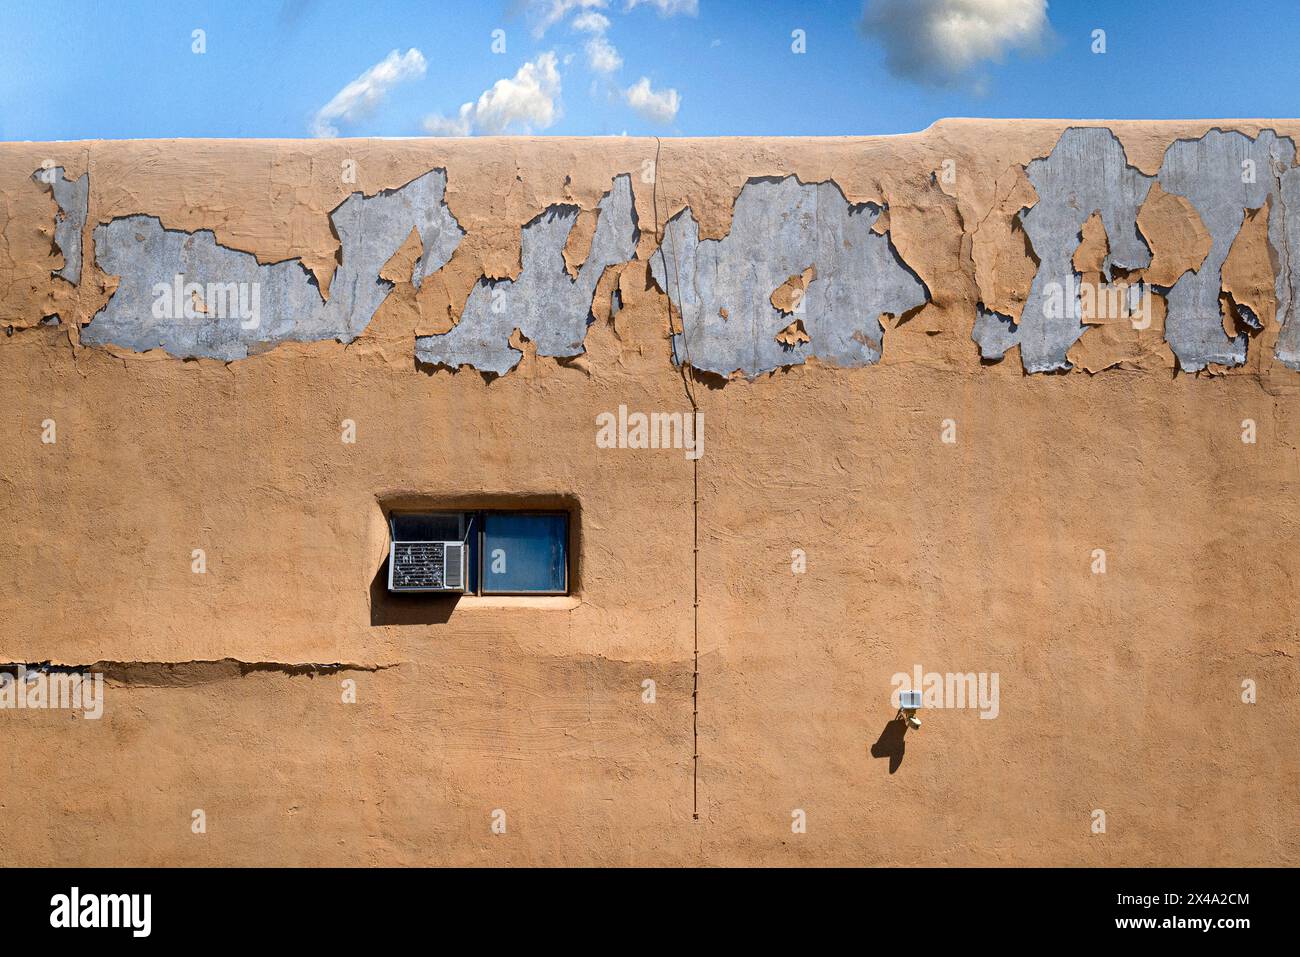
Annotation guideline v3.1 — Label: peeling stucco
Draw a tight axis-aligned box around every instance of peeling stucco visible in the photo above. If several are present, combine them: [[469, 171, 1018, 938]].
[[86, 169, 462, 359], [972, 128, 1154, 372], [31, 165, 88, 286], [414, 173, 638, 375], [974, 127, 1300, 374], [651, 176, 929, 378], [1271, 166, 1300, 370], [11, 129, 1300, 377], [1156, 129, 1294, 370], [972, 304, 1022, 362]]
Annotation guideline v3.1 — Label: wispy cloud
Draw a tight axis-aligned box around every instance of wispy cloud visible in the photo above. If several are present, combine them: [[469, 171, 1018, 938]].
[[571, 7, 622, 74], [509, 1, 689, 129], [625, 0, 698, 15], [424, 52, 563, 136], [860, 0, 1048, 87], [310, 48, 426, 138], [585, 35, 623, 73], [529, 0, 608, 38], [624, 76, 679, 124], [572, 10, 611, 33]]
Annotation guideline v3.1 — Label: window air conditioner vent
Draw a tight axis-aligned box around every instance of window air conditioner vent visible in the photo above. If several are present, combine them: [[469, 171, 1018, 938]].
[[388, 540, 466, 592], [443, 541, 465, 590]]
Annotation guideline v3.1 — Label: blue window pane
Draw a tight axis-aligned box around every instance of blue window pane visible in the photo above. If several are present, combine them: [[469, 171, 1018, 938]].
[[481, 513, 568, 594]]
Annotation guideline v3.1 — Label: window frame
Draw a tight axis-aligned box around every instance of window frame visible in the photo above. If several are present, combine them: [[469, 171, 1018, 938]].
[[387, 508, 571, 597]]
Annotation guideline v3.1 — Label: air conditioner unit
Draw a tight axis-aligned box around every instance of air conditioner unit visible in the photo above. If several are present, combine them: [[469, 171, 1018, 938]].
[[388, 538, 466, 592]]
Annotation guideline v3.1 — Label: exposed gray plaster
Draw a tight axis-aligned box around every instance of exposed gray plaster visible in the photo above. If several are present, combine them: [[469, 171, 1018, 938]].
[[415, 174, 638, 376], [980, 127, 1300, 374], [1155, 129, 1294, 371], [649, 176, 928, 378], [31, 166, 89, 286], [972, 305, 1021, 361], [972, 128, 1154, 373], [1274, 166, 1300, 370], [85, 169, 462, 359]]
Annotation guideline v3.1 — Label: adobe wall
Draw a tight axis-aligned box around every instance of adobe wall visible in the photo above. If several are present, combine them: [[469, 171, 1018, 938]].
[[0, 122, 1296, 865]]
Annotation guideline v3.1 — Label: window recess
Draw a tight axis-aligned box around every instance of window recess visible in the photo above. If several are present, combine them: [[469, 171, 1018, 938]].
[[387, 510, 569, 596]]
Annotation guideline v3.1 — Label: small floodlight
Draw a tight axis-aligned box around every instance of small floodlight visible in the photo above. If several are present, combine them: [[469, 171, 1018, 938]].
[[897, 690, 922, 730]]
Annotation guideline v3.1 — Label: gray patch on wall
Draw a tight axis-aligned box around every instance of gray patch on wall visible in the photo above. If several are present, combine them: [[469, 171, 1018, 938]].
[[971, 305, 1021, 361], [1275, 167, 1300, 370], [972, 127, 1154, 373], [31, 166, 89, 285], [980, 126, 1300, 374], [415, 173, 638, 376], [1156, 129, 1295, 371], [649, 175, 928, 378], [85, 169, 463, 360]]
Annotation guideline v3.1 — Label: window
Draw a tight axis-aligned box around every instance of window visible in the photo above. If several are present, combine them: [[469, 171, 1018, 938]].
[[387, 510, 569, 596], [481, 512, 568, 595]]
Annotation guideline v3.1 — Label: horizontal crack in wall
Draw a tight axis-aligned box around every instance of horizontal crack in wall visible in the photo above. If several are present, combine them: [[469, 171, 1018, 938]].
[[0, 659, 400, 688]]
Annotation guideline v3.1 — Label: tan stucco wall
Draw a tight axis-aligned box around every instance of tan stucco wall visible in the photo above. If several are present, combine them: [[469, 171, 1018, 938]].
[[0, 124, 1296, 865]]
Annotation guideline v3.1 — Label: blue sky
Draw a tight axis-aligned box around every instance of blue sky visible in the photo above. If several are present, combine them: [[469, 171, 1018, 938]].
[[2, 0, 1299, 141]]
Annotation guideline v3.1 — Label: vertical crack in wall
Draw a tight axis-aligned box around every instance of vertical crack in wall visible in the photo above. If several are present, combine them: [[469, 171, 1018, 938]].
[[651, 137, 701, 821], [86, 169, 463, 359], [414, 174, 639, 375], [649, 175, 929, 379]]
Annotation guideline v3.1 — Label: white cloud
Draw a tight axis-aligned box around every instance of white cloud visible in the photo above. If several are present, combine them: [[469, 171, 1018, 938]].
[[568, 5, 622, 73], [585, 34, 623, 73], [625, 0, 698, 15], [423, 107, 474, 137], [624, 76, 679, 125], [861, 0, 1048, 87], [310, 48, 426, 138], [572, 10, 611, 33], [530, 0, 607, 37], [424, 52, 563, 136]]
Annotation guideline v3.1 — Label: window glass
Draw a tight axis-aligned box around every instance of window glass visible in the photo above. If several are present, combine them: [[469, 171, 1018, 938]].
[[391, 512, 462, 541], [481, 513, 568, 594]]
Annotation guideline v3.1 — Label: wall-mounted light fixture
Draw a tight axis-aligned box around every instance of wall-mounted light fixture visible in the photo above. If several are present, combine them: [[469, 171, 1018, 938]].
[[898, 689, 922, 730]]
